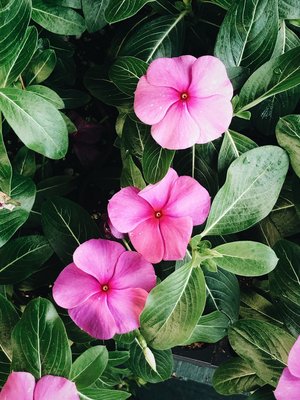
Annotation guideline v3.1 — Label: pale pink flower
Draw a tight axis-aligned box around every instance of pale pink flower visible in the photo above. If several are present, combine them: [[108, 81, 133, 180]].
[[274, 336, 300, 400], [0, 372, 79, 400], [108, 168, 211, 263], [53, 239, 156, 339], [134, 55, 233, 150]]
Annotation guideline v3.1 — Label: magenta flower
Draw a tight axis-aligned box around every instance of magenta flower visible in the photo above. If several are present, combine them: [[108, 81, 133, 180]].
[[53, 239, 156, 339], [274, 336, 300, 400], [134, 55, 233, 150], [108, 168, 211, 263], [0, 372, 79, 400]]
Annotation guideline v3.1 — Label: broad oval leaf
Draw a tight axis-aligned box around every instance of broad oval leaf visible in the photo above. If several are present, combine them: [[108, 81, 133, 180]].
[[78, 387, 131, 400], [13, 146, 36, 177], [105, 0, 155, 23], [26, 85, 65, 109], [141, 264, 206, 350], [82, 0, 110, 33], [0, 117, 12, 194], [0, 294, 19, 360], [202, 146, 289, 237], [12, 297, 72, 378], [279, 0, 300, 19], [25, 49, 57, 86]]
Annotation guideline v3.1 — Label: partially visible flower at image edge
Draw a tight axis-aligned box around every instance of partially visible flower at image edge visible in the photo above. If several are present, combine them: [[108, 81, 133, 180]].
[[108, 168, 211, 264], [0, 372, 79, 400], [274, 336, 300, 400], [53, 239, 156, 339], [134, 55, 233, 150]]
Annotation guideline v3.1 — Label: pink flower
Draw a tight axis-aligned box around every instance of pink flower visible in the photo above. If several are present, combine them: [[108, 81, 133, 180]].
[[53, 239, 156, 339], [108, 168, 211, 263], [0, 372, 79, 400], [274, 336, 300, 400], [134, 55, 233, 150]]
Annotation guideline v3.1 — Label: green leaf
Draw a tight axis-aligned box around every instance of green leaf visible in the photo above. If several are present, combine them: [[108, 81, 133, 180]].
[[79, 388, 131, 400], [0, 294, 19, 360], [32, 0, 86, 35], [109, 56, 148, 96], [120, 151, 146, 189], [236, 47, 300, 113], [0, 351, 10, 388], [118, 14, 185, 63], [12, 298, 71, 379], [141, 264, 206, 350], [0, 235, 53, 284], [248, 386, 276, 400], [213, 357, 265, 395], [26, 85, 65, 109], [0, 174, 36, 247], [142, 136, 175, 184], [201, 0, 231, 9], [279, 0, 300, 19], [228, 320, 295, 386], [13, 147, 36, 177], [25, 49, 57, 86], [71, 346, 109, 389], [128, 342, 173, 383], [105, 0, 155, 23], [122, 118, 148, 161], [215, 0, 278, 71], [36, 176, 76, 203], [201, 146, 289, 237], [55, 89, 91, 109], [276, 115, 300, 177], [0, 88, 68, 159], [0, 115, 12, 194], [41, 197, 99, 264], [82, 0, 110, 32]]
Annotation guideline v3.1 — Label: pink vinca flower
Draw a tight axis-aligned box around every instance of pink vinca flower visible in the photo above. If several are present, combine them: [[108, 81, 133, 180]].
[[108, 168, 211, 264], [0, 372, 79, 400], [53, 239, 156, 339], [134, 55, 233, 150], [274, 336, 300, 400]]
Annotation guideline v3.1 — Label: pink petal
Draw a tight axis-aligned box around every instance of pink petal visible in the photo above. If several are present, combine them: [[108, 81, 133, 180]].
[[53, 263, 100, 309], [164, 176, 211, 225], [107, 217, 125, 239], [108, 186, 153, 233], [160, 216, 193, 260], [189, 56, 233, 99], [129, 218, 164, 264], [34, 376, 79, 400], [288, 337, 300, 378], [110, 251, 156, 292], [68, 293, 117, 340], [274, 368, 300, 400], [108, 288, 148, 334], [138, 168, 178, 210], [134, 76, 178, 125], [187, 95, 233, 144], [151, 101, 201, 150], [73, 239, 125, 284], [146, 56, 196, 91], [0, 372, 35, 400]]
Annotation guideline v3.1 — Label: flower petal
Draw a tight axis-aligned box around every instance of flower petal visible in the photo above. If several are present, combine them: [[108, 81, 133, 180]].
[[73, 239, 125, 283], [0, 372, 35, 400], [110, 251, 156, 292], [134, 76, 178, 125], [288, 336, 300, 378], [151, 101, 201, 150], [187, 95, 233, 144], [108, 288, 148, 334], [160, 216, 193, 260], [274, 368, 300, 400], [53, 263, 100, 309], [146, 56, 196, 91], [129, 218, 164, 264], [68, 293, 117, 340], [165, 176, 211, 225], [108, 186, 153, 233], [34, 376, 79, 400], [189, 56, 233, 99], [138, 168, 178, 210]]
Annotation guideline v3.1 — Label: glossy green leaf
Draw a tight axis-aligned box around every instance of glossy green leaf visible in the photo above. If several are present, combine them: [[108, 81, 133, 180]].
[[55, 89, 91, 109], [41, 197, 99, 264], [201, 146, 289, 237], [25, 49, 57, 86], [13, 147, 36, 178], [0, 294, 19, 360], [78, 388, 131, 400], [0, 174, 36, 247], [276, 115, 300, 177], [279, 0, 300, 19], [215, 0, 278, 71], [0, 115, 12, 194], [12, 298, 71, 378], [0, 351, 10, 388], [201, 0, 231, 9], [0, 88, 68, 159], [35, 176, 76, 203], [121, 151, 146, 189], [141, 264, 206, 350], [107, 351, 130, 366], [248, 386, 276, 400], [82, 0, 110, 32], [26, 85, 64, 109], [105, 0, 155, 23], [122, 118, 148, 161]]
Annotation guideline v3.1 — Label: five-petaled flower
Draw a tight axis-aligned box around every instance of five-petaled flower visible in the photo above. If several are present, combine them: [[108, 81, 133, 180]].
[[0, 372, 79, 400], [53, 239, 156, 339], [134, 55, 233, 150], [274, 336, 300, 400], [108, 168, 211, 264]]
